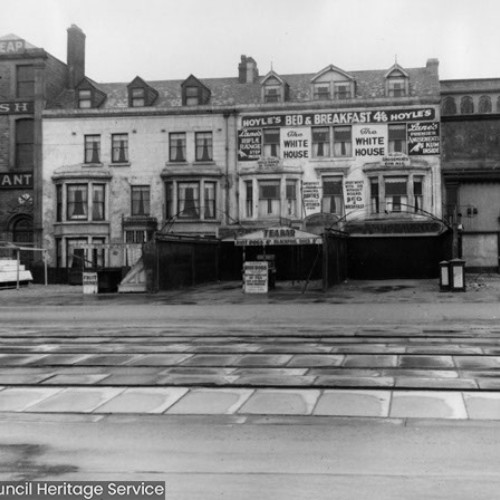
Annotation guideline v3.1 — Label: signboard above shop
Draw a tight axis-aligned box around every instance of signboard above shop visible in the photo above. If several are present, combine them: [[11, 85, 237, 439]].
[[234, 227, 323, 246], [241, 108, 436, 128]]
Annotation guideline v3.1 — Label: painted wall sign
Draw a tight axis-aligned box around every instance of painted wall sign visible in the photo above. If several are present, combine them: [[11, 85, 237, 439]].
[[0, 173, 33, 189], [281, 127, 311, 160], [407, 122, 440, 155], [0, 39, 25, 54], [382, 153, 411, 168], [353, 124, 387, 157], [0, 102, 34, 114], [241, 108, 435, 128], [238, 129, 261, 161]]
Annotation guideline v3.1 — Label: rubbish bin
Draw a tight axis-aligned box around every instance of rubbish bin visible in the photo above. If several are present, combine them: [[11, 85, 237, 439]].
[[439, 260, 450, 291], [449, 258, 466, 292]]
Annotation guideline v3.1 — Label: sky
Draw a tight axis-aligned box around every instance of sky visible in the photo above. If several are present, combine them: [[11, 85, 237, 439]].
[[2, 0, 500, 83]]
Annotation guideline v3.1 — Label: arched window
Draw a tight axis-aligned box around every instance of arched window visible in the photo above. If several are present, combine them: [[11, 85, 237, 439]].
[[460, 96, 474, 114], [496, 96, 500, 113], [11, 216, 33, 245], [478, 95, 492, 114], [442, 96, 457, 115]]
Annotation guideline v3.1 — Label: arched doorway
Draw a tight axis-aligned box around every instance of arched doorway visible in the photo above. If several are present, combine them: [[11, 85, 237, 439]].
[[9, 215, 34, 267]]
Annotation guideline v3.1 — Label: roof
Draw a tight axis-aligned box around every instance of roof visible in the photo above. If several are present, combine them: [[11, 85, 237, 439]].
[[46, 62, 440, 111]]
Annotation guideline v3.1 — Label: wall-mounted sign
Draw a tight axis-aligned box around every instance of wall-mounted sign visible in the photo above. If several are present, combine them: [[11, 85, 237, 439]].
[[382, 153, 411, 168], [0, 102, 34, 114], [353, 124, 387, 157], [238, 129, 261, 161], [0, 173, 33, 189], [241, 108, 435, 128], [235, 227, 323, 246], [344, 180, 365, 211], [408, 122, 440, 155], [281, 127, 311, 160], [302, 181, 321, 215], [0, 39, 25, 54]]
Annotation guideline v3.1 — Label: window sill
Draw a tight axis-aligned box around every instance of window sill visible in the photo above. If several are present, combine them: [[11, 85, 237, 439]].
[[168, 219, 220, 223], [82, 163, 104, 168], [109, 162, 131, 167], [194, 161, 215, 165]]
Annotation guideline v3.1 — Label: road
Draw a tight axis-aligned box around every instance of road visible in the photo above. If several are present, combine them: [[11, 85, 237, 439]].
[[1, 413, 500, 499]]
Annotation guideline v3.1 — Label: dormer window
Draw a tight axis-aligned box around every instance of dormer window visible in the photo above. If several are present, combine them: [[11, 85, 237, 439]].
[[264, 87, 280, 103], [185, 86, 200, 106], [181, 75, 211, 106], [334, 82, 351, 100], [385, 64, 409, 98], [131, 88, 145, 107], [127, 77, 159, 107], [78, 89, 92, 109], [314, 84, 330, 100]]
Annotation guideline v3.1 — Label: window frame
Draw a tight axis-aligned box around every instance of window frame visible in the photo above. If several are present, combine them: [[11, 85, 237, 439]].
[[388, 124, 407, 154], [169, 132, 187, 163], [262, 128, 280, 158], [84, 135, 101, 164], [111, 133, 129, 163], [312, 127, 330, 158], [333, 126, 352, 157], [131, 185, 151, 217], [195, 131, 213, 162], [16, 65, 35, 98], [15, 118, 34, 169], [322, 176, 344, 215]]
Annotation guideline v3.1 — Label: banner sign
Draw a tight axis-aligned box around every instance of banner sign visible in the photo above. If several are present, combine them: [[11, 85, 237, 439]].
[[0, 173, 33, 189], [238, 129, 261, 161], [353, 124, 387, 157], [407, 122, 440, 155], [280, 127, 311, 160], [241, 107, 435, 128]]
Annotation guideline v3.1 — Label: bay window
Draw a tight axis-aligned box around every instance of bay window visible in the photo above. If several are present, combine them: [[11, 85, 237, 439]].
[[64, 183, 106, 221], [259, 180, 281, 217], [164, 179, 218, 221]]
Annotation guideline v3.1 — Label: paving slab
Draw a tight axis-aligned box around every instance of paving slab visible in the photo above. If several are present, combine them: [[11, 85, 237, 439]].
[[0, 374, 54, 384], [287, 354, 344, 367], [394, 378, 478, 389], [96, 374, 161, 386], [93, 388, 188, 414], [156, 374, 239, 386], [167, 388, 254, 414], [313, 390, 391, 417], [257, 344, 334, 354], [476, 379, 500, 390], [126, 354, 193, 366], [34, 354, 92, 365], [160, 367, 236, 375], [343, 355, 398, 368], [0, 354, 49, 365], [390, 391, 468, 419], [399, 355, 455, 369], [238, 389, 320, 415], [454, 356, 500, 370], [182, 355, 241, 367], [234, 354, 293, 367], [43, 374, 110, 385], [331, 345, 404, 354], [463, 393, 500, 419], [234, 375, 317, 386], [405, 346, 484, 355], [381, 369, 459, 378], [232, 368, 308, 376], [26, 387, 124, 413], [79, 354, 139, 366], [0, 387, 62, 411], [314, 376, 394, 388]]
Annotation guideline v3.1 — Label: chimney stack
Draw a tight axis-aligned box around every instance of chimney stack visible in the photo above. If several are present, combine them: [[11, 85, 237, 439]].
[[238, 55, 259, 84], [67, 24, 85, 88]]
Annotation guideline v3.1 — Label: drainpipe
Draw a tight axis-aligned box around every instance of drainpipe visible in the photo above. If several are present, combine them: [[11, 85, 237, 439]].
[[223, 111, 235, 226]]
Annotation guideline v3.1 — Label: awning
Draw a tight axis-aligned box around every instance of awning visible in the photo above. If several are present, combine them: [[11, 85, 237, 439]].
[[234, 227, 323, 246]]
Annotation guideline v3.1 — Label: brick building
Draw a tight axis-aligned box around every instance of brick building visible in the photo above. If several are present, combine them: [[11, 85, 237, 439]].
[[441, 79, 500, 271], [0, 29, 70, 261]]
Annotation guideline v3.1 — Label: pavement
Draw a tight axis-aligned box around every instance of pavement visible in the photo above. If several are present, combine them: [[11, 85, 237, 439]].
[[0, 273, 499, 422]]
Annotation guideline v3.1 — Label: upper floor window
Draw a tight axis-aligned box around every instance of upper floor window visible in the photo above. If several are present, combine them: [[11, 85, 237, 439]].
[[245, 180, 253, 218], [312, 127, 330, 157], [333, 126, 352, 157], [388, 124, 407, 153], [66, 183, 106, 221], [258, 180, 281, 217], [286, 180, 298, 217], [17, 65, 34, 98], [195, 132, 213, 162], [478, 95, 492, 114], [166, 180, 216, 220], [263, 128, 280, 157], [131, 185, 150, 216], [322, 177, 344, 215], [15, 119, 34, 169], [264, 86, 281, 103], [78, 89, 92, 109], [314, 84, 330, 100], [130, 88, 145, 107], [84, 135, 101, 164], [169, 132, 186, 162], [112, 133, 129, 163], [370, 178, 379, 213], [442, 96, 457, 116], [334, 82, 351, 100], [385, 177, 407, 212], [413, 176, 423, 212], [387, 78, 407, 97], [460, 96, 474, 114], [185, 86, 200, 106]]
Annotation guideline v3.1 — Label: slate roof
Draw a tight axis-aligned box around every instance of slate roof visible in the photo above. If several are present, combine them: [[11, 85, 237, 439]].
[[46, 62, 440, 111]]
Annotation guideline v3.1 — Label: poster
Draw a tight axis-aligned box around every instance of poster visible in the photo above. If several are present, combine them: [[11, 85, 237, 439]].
[[407, 122, 440, 155]]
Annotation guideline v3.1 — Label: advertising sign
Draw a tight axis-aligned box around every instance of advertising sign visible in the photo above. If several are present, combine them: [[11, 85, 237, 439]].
[[82, 272, 98, 295], [302, 181, 321, 215], [353, 124, 387, 157], [0, 102, 34, 114], [238, 129, 261, 161], [280, 127, 311, 161], [243, 261, 268, 293], [0, 173, 33, 189], [241, 107, 435, 128], [344, 179, 365, 211], [407, 122, 440, 155]]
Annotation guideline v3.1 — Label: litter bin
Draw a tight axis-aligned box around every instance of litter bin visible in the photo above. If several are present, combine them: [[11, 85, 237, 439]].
[[97, 268, 123, 293], [449, 258, 466, 292]]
